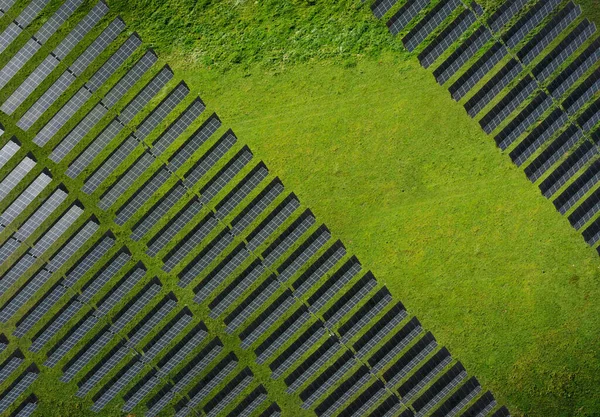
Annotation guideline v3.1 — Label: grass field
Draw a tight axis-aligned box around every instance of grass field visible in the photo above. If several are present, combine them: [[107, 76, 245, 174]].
[[106, 1, 600, 416], [0, 0, 599, 416]]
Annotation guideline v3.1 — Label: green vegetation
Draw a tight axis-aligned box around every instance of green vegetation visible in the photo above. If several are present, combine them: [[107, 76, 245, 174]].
[[0, 0, 598, 416]]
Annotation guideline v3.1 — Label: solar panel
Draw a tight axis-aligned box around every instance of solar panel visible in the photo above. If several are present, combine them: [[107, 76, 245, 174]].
[[33, 34, 142, 146], [502, 0, 562, 49], [121, 372, 162, 412], [127, 295, 177, 348], [145, 383, 176, 417], [91, 358, 145, 411], [255, 308, 310, 364], [46, 220, 99, 276], [0, 156, 35, 202], [63, 234, 115, 288], [14, 280, 67, 337], [308, 257, 362, 312], [155, 322, 208, 377], [370, 395, 403, 417], [142, 310, 192, 362], [0, 334, 6, 351], [225, 275, 279, 333], [495, 92, 553, 150], [387, 0, 431, 36], [103, 50, 159, 109], [562, 68, 600, 115], [82, 135, 139, 193], [115, 167, 171, 225], [0, 0, 49, 53], [209, 261, 265, 318], [300, 351, 355, 408], [30, 203, 83, 258], [430, 377, 481, 417], [337, 380, 387, 417], [411, 362, 467, 415], [402, 0, 461, 52], [539, 142, 597, 198], [0, 238, 22, 265], [323, 272, 378, 327], [460, 391, 497, 417], [199, 146, 253, 205], [449, 43, 508, 101], [486, 0, 529, 32], [525, 125, 583, 182], [582, 211, 600, 245], [0, 253, 36, 296], [368, 317, 423, 372], [370, 0, 400, 19], [246, 194, 300, 251], [554, 160, 600, 214], [183, 130, 237, 188], [95, 266, 146, 317], [66, 120, 125, 178], [270, 322, 326, 379], [568, 185, 600, 230], [204, 368, 253, 417], [418, 10, 476, 69], [230, 179, 284, 236], [259, 403, 282, 417], [292, 240, 346, 298], [78, 251, 131, 304], [384, 332, 438, 387], [277, 225, 331, 282], [433, 26, 492, 86], [352, 302, 407, 358], [131, 182, 188, 241], [77, 344, 129, 397], [225, 385, 267, 417], [60, 327, 112, 382], [135, 81, 190, 141], [177, 229, 235, 288], [398, 348, 452, 401], [34, 300, 87, 358], [532, 20, 595, 82], [110, 281, 162, 333], [0, 269, 52, 322], [517, 2, 581, 66], [184, 358, 238, 412], [148, 198, 207, 258], [169, 114, 222, 171], [479, 76, 537, 134], [0, 366, 38, 414], [17, 17, 126, 131], [548, 39, 600, 101], [314, 366, 372, 417], [118, 66, 174, 125], [239, 291, 295, 349], [193, 244, 250, 303], [0, 352, 24, 383], [149, 98, 205, 156], [0, 139, 20, 172], [170, 338, 224, 394], [9, 394, 38, 417], [51, 1, 108, 59], [215, 162, 268, 220], [464, 59, 523, 118], [262, 210, 315, 268]]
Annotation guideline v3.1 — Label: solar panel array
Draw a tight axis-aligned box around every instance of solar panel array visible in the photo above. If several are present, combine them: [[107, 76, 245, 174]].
[[0, 0, 515, 414]]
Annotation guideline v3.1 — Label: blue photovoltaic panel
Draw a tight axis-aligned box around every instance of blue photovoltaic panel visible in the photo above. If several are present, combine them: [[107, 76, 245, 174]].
[[486, 0, 529, 33], [95, 266, 146, 317], [103, 50, 159, 109], [548, 39, 600, 101], [12, 187, 68, 244], [115, 167, 172, 225], [0, 139, 20, 171], [402, 0, 461, 52], [78, 251, 131, 304], [14, 281, 67, 337], [539, 142, 597, 198], [371, 0, 400, 19], [387, 0, 431, 36], [60, 328, 112, 382], [0, 366, 39, 414], [168, 115, 222, 172], [82, 135, 139, 193], [29, 204, 84, 258], [183, 130, 237, 188], [63, 234, 116, 287], [215, 163, 269, 220], [30, 298, 85, 354], [502, 0, 562, 49], [0, 269, 53, 323], [0, 0, 50, 54], [149, 98, 205, 156], [0, 171, 51, 228], [0, 156, 36, 203], [554, 160, 600, 215], [46, 220, 99, 273], [209, 261, 265, 318], [0, 253, 36, 296]]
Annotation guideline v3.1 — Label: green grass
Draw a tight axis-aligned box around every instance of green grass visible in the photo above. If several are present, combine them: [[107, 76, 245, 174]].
[[0, 0, 599, 416]]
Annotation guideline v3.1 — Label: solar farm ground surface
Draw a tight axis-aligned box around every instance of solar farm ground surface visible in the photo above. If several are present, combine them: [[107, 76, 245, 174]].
[[0, 0, 599, 416]]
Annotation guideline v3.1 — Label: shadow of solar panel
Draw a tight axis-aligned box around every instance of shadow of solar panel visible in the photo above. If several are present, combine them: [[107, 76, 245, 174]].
[[215, 162, 269, 220], [383, 332, 437, 387], [115, 167, 171, 225], [14, 279, 67, 337], [517, 2, 580, 66], [224, 274, 278, 333], [141, 308, 192, 362], [199, 146, 253, 205], [0, 0, 99, 106], [60, 324, 112, 382], [402, 0, 461, 52], [0, 334, 8, 351], [0, 139, 20, 172], [434, 26, 492, 86], [338, 286, 392, 343], [460, 391, 497, 417], [0, 269, 52, 323], [184, 352, 238, 408], [532, 20, 595, 82], [260, 403, 283, 417], [479, 75, 536, 134], [95, 264, 146, 317], [510, 109, 568, 166], [371, 0, 400, 19], [495, 92, 552, 150], [0, 350, 24, 383], [78, 249, 131, 304], [155, 322, 208, 377], [193, 243, 250, 303], [42, 307, 94, 364], [230, 178, 284, 235], [285, 336, 341, 392], [540, 142, 596, 197], [270, 322, 325, 378], [582, 212, 600, 244], [262, 209, 315, 268], [204, 367, 253, 417], [492, 406, 511, 417], [387, 0, 430, 36], [314, 365, 371, 417], [291, 240, 346, 297], [0, 253, 36, 296], [277, 225, 330, 282], [33, 34, 143, 147], [464, 59, 522, 118], [126, 293, 177, 348], [578, 97, 600, 131], [17, 18, 127, 131], [548, 39, 600, 100], [418, 10, 477, 69], [239, 290, 295, 349], [183, 129, 237, 188], [568, 184, 600, 229], [553, 160, 600, 214], [563, 68, 600, 115], [502, 0, 562, 49], [77, 341, 129, 397], [0, 365, 38, 414], [322, 272, 377, 327], [91, 355, 145, 411], [110, 278, 162, 333], [131, 182, 187, 241], [308, 257, 362, 312], [246, 193, 300, 251], [411, 362, 467, 415], [368, 316, 422, 372], [300, 350, 354, 408], [0, 155, 36, 202], [486, 0, 528, 32], [8, 393, 37, 417], [177, 229, 234, 287], [398, 347, 452, 401], [337, 379, 386, 417], [255, 306, 310, 364], [209, 260, 265, 318], [524, 125, 583, 182], [226, 385, 267, 417], [430, 376, 481, 417], [82, 135, 139, 193]]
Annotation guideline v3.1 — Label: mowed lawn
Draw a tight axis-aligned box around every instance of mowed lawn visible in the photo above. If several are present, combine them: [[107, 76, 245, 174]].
[[4, 0, 598, 415]]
